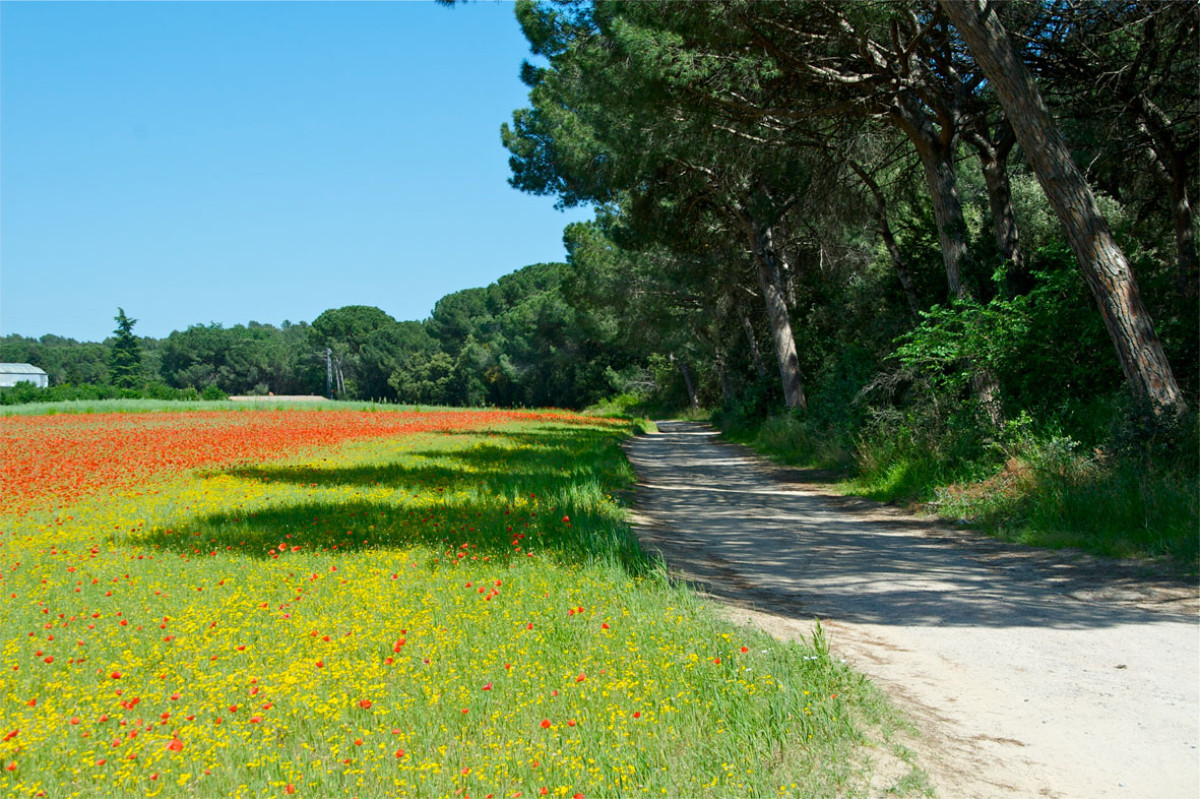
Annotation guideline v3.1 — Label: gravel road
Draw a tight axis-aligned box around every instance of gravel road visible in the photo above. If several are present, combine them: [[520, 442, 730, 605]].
[[624, 421, 1199, 799]]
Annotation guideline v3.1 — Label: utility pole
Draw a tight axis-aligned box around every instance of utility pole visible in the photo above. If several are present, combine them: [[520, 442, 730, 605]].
[[325, 347, 333, 399]]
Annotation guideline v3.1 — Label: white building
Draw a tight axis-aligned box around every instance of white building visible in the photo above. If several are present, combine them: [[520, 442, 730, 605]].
[[0, 363, 49, 389]]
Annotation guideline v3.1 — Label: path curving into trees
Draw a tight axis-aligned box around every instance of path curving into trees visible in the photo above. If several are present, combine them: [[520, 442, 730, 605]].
[[625, 421, 1199, 799]]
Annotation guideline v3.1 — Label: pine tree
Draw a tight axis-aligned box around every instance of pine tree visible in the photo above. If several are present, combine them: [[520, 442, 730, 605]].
[[109, 308, 142, 389]]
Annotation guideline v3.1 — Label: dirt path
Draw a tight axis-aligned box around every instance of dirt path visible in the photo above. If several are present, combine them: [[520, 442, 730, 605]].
[[624, 422, 1199, 799]]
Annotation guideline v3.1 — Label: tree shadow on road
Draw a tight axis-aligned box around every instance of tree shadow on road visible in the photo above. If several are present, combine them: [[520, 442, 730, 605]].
[[627, 421, 1199, 630]]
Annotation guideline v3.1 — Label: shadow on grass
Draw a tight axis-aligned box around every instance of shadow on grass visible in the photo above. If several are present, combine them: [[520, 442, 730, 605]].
[[129, 425, 656, 575], [223, 428, 627, 490]]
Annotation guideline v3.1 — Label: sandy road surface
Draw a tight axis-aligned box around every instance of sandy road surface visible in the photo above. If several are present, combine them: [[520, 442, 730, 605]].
[[624, 422, 1199, 799]]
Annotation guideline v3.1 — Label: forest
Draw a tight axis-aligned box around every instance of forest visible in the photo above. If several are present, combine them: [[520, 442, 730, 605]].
[[3, 0, 1196, 559]]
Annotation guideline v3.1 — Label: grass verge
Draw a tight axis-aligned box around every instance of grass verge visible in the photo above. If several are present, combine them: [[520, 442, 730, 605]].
[[718, 413, 1198, 574]]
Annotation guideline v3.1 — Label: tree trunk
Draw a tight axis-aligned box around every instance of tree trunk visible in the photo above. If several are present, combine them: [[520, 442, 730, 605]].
[[891, 95, 976, 302], [849, 160, 922, 316], [941, 0, 1186, 417], [745, 218, 807, 410], [740, 310, 768, 380], [676, 356, 699, 410], [891, 100, 1005, 426], [880, 211, 923, 316], [716, 359, 734, 405], [1167, 152, 1199, 298], [970, 123, 1028, 296]]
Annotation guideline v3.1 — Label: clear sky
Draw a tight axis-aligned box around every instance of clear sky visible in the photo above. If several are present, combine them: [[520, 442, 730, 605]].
[[0, 0, 590, 342]]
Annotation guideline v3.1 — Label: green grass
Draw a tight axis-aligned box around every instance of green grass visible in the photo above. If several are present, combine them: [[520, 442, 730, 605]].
[[0, 413, 917, 797], [931, 445, 1200, 568]]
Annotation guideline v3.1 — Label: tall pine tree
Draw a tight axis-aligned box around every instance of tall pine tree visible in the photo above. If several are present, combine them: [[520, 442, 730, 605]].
[[109, 308, 142, 389]]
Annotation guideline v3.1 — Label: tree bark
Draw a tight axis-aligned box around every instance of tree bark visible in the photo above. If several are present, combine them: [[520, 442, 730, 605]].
[[890, 93, 976, 303], [740, 310, 768, 380], [941, 0, 1186, 417], [743, 216, 807, 410], [968, 122, 1028, 296], [1166, 152, 1199, 297]]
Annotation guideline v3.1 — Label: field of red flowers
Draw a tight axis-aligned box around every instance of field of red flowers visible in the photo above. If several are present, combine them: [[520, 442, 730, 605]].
[[0, 409, 589, 517]]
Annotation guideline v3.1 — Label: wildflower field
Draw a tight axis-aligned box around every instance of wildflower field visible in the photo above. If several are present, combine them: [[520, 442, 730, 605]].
[[0, 407, 891, 798]]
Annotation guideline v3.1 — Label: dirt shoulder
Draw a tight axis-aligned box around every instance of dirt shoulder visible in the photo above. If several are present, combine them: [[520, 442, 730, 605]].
[[624, 421, 1199, 799]]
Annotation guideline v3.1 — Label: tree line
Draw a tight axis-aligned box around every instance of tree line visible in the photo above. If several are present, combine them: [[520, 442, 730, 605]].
[[0, 263, 642, 407], [498, 0, 1195, 435]]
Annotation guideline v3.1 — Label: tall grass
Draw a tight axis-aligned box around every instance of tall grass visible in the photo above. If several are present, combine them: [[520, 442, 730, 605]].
[[720, 412, 1199, 573], [932, 436, 1199, 566]]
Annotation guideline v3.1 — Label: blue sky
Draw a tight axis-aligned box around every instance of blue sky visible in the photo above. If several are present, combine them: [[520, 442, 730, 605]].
[[0, 1, 590, 342]]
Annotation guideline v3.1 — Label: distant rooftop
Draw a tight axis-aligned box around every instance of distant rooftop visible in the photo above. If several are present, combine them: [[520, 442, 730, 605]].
[[0, 363, 48, 375]]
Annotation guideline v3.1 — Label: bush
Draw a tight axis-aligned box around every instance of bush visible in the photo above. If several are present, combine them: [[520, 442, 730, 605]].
[[0, 382, 221, 406]]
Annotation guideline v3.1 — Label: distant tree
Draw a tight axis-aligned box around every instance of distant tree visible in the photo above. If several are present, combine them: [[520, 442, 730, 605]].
[[309, 306, 403, 399], [108, 308, 142, 389]]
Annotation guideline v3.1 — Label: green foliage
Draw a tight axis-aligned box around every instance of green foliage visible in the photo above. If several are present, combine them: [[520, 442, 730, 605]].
[[405, 263, 637, 410], [1, 334, 110, 386], [160, 321, 324, 397], [0, 381, 208, 407], [309, 306, 416, 400], [388, 351, 455, 405], [893, 256, 1119, 420], [108, 308, 143, 389]]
